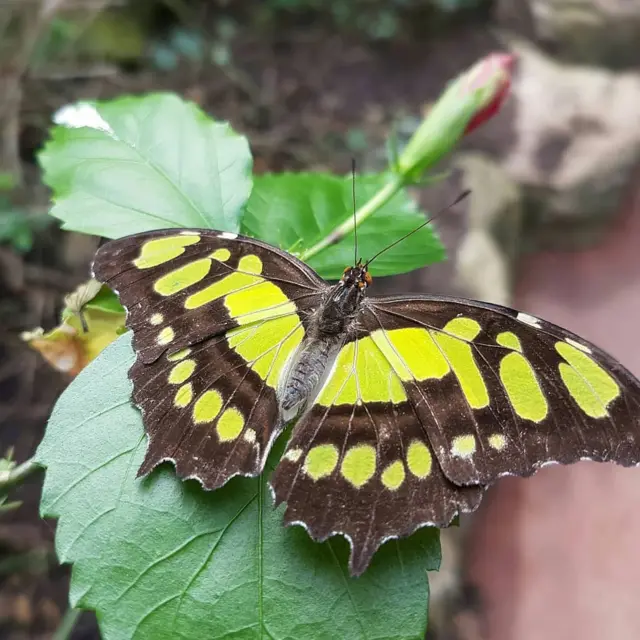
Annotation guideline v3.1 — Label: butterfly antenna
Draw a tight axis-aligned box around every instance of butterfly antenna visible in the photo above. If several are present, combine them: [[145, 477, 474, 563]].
[[352, 157, 358, 266], [365, 189, 471, 268]]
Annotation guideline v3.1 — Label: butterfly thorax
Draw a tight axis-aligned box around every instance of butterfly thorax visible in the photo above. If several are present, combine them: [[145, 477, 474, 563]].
[[279, 264, 371, 419]]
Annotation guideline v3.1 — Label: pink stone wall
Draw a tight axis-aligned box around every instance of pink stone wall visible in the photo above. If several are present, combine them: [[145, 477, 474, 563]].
[[468, 181, 640, 639]]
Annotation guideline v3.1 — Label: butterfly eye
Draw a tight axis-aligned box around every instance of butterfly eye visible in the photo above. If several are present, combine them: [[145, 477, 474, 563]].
[[343, 267, 350, 274]]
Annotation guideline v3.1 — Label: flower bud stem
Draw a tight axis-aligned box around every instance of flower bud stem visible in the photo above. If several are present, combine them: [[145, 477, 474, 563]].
[[300, 173, 406, 264]]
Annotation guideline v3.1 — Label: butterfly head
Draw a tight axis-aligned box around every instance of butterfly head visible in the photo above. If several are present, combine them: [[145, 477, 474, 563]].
[[321, 262, 371, 326], [341, 262, 373, 292]]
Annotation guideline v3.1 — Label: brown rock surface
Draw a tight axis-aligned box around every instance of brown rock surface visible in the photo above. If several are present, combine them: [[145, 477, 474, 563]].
[[499, 42, 640, 250], [495, 0, 640, 68], [468, 169, 640, 639]]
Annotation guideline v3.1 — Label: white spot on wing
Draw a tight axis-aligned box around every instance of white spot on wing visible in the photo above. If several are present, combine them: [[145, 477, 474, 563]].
[[180, 230, 200, 236], [488, 434, 507, 451], [517, 312, 541, 328], [284, 448, 302, 462], [451, 434, 476, 459], [566, 338, 592, 354], [219, 232, 238, 240]]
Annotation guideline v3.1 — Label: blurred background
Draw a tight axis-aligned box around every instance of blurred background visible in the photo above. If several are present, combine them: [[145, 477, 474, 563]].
[[2, 1, 640, 639]]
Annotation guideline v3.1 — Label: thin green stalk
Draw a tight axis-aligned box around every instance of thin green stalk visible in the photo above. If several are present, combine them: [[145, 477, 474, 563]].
[[299, 174, 406, 263], [53, 608, 81, 640], [0, 458, 39, 492]]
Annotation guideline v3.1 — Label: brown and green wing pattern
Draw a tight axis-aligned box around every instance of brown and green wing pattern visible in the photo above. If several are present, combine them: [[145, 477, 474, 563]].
[[272, 402, 483, 576], [94, 229, 640, 576], [93, 229, 326, 487], [93, 229, 325, 363], [365, 295, 640, 487], [270, 326, 484, 576]]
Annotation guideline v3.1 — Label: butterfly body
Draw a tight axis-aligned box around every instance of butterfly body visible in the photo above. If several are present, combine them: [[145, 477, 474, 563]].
[[93, 227, 640, 576], [280, 265, 370, 417]]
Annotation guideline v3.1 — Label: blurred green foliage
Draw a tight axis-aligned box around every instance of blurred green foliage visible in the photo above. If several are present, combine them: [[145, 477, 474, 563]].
[[23, 0, 490, 74], [254, 0, 489, 39], [0, 173, 52, 253], [0, 451, 22, 515]]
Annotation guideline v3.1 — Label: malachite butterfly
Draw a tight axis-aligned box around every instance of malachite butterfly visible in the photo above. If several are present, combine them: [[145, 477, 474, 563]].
[[93, 227, 640, 575]]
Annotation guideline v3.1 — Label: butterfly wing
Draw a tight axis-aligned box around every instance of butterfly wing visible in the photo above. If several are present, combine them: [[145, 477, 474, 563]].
[[271, 294, 640, 575], [363, 295, 640, 486], [269, 315, 484, 577], [93, 229, 327, 488]]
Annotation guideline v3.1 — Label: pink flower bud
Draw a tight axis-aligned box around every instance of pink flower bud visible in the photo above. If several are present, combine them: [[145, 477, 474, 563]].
[[397, 52, 516, 180], [462, 53, 515, 135]]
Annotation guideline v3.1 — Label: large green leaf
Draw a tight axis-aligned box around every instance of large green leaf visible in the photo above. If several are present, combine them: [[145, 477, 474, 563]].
[[39, 94, 252, 238], [242, 173, 445, 280], [36, 333, 440, 640]]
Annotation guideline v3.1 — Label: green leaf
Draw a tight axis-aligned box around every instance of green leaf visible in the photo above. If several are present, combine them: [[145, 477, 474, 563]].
[[84, 285, 125, 315], [36, 334, 440, 640], [242, 173, 445, 280], [39, 94, 252, 239]]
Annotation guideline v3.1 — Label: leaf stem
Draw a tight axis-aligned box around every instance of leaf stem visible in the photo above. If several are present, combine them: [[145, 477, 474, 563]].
[[0, 458, 39, 493], [299, 174, 406, 263], [53, 608, 81, 640]]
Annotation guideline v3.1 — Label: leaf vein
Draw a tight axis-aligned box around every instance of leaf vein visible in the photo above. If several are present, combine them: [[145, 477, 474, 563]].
[[327, 540, 367, 640], [169, 493, 258, 634]]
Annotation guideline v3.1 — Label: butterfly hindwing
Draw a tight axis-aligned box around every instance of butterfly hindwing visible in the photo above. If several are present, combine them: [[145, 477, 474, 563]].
[[270, 328, 484, 576], [365, 296, 640, 487], [93, 229, 326, 486], [131, 318, 304, 487]]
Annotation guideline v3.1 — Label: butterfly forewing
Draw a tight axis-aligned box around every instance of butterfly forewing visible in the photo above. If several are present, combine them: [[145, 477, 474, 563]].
[[365, 296, 640, 487], [93, 229, 325, 364], [93, 229, 326, 485]]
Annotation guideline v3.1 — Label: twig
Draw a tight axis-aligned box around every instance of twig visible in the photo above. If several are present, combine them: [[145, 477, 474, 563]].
[[30, 63, 118, 80], [24, 262, 79, 290], [0, 246, 79, 292], [0, 457, 40, 493], [53, 608, 81, 640], [0, 548, 53, 575]]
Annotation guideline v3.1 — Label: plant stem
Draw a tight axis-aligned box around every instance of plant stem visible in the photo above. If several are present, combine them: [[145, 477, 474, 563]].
[[0, 458, 39, 492], [299, 174, 406, 263], [53, 608, 81, 640]]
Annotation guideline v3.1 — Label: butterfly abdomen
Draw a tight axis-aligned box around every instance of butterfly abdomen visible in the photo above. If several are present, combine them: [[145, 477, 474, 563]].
[[280, 336, 342, 418], [279, 280, 362, 418]]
